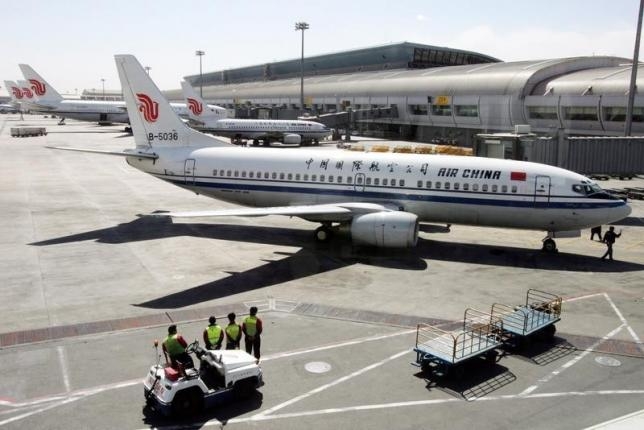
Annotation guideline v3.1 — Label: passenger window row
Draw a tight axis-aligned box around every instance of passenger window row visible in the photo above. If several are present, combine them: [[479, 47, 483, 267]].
[[416, 180, 517, 193], [211, 169, 414, 187]]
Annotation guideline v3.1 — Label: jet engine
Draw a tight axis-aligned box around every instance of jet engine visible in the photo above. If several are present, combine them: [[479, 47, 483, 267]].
[[283, 134, 302, 145], [350, 211, 419, 248]]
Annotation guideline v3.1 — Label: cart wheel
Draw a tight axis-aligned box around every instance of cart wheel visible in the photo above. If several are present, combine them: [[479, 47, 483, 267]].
[[171, 388, 203, 417], [233, 378, 256, 400]]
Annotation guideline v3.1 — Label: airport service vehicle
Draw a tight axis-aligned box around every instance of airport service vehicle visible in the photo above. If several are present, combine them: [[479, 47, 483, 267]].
[[144, 340, 263, 416], [11, 126, 46, 137], [180, 79, 331, 146], [51, 55, 631, 252]]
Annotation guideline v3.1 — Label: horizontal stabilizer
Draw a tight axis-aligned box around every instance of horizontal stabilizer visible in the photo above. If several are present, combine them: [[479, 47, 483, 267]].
[[46, 146, 158, 159]]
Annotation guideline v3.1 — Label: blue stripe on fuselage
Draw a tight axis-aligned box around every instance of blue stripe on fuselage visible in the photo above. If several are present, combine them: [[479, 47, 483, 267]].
[[157, 174, 625, 210]]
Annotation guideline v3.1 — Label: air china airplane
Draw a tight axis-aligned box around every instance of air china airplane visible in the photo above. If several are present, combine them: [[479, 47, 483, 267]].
[[3, 80, 25, 111], [180, 79, 331, 146], [51, 55, 631, 252], [18, 64, 222, 126]]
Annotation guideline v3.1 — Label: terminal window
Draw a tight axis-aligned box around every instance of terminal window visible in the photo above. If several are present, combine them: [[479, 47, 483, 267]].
[[563, 106, 597, 121], [431, 104, 452, 116], [603, 106, 644, 122], [409, 104, 429, 115], [528, 106, 558, 120], [455, 105, 478, 117]]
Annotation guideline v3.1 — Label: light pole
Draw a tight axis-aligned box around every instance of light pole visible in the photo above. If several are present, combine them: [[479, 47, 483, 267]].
[[144, 66, 151, 75], [101, 78, 105, 100], [625, 0, 644, 136], [295, 22, 309, 111], [195, 50, 205, 97]]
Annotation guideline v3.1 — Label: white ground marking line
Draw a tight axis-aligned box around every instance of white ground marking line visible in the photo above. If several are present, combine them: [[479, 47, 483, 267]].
[[603, 293, 644, 349], [520, 324, 626, 396], [261, 329, 415, 362], [521, 291, 643, 396], [253, 349, 410, 419], [0, 379, 141, 427], [57, 346, 71, 393], [563, 293, 604, 303], [584, 406, 644, 429], [168, 390, 644, 428]]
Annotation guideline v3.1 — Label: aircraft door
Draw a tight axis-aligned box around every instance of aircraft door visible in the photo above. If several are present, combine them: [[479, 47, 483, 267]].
[[184, 159, 196, 185], [354, 173, 365, 192], [534, 175, 551, 207]]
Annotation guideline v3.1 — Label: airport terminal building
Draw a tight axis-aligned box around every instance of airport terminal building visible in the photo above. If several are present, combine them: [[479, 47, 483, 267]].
[[165, 42, 644, 145]]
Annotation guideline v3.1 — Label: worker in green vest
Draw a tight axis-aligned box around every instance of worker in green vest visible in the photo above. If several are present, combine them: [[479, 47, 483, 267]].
[[225, 312, 242, 350], [242, 306, 263, 361], [162, 324, 193, 368], [202, 316, 223, 350]]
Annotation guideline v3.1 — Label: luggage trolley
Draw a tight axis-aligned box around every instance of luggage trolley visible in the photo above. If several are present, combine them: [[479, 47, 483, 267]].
[[413, 308, 504, 378], [491, 289, 562, 348]]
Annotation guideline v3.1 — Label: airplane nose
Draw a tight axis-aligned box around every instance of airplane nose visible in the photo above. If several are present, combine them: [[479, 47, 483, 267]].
[[615, 201, 632, 221]]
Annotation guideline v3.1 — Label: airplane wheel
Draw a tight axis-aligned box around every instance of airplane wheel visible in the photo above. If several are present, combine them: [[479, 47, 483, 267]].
[[314, 226, 332, 242], [542, 239, 557, 253]]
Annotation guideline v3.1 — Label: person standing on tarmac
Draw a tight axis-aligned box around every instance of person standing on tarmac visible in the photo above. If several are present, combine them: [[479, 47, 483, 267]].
[[601, 226, 622, 261], [203, 316, 223, 350], [162, 324, 193, 368], [225, 312, 242, 350], [242, 307, 263, 362]]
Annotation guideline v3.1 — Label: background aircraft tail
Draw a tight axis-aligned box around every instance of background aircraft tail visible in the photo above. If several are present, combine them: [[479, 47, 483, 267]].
[[18, 64, 64, 104], [4, 80, 22, 101], [17, 80, 36, 101], [180, 80, 226, 125], [114, 54, 228, 149]]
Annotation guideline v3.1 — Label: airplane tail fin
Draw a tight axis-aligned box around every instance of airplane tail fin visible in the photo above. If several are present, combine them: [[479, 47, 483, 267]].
[[114, 54, 228, 149], [4, 80, 22, 102], [180, 80, 226, 125], [17, 80, 36, 101], [18, 64, 63, 104]]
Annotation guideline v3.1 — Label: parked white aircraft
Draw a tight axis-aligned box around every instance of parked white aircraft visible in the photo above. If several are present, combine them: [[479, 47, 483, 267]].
[[3, 80, 26, 111], [179, 80, 227, 126], [180, 79, 330, 146], [51, 55, 631, 252], [18, 64, 222, 126]]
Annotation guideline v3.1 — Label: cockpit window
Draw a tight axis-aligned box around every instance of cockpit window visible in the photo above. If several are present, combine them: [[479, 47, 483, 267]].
[[572, 183, 620, 200]]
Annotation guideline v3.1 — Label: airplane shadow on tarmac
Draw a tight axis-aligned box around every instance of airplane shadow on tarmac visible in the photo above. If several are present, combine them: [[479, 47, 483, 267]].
[[30, 216, 644, 309]]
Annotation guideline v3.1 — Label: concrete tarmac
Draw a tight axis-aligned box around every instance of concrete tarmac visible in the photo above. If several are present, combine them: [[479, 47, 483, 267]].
[[1, 114, 643, 429]]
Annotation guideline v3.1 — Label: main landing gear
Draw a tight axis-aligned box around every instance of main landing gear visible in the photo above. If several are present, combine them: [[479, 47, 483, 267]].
[[542, 233, 558, 253], [314, 223, 334, 242]]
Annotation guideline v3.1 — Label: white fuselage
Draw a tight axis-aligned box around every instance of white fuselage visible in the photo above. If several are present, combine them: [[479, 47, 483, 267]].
[[202, 119, 331, 142], [26, 99, 217, 124], [126, 146, 630, 232]]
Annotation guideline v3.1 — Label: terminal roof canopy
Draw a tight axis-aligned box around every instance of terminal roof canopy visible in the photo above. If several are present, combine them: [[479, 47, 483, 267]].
[[184, 42, 500, 87]]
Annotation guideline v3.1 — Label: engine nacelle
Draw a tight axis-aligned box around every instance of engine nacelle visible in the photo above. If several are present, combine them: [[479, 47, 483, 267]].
[[283, 134, 302, 145], [350, 211, 419, 248]]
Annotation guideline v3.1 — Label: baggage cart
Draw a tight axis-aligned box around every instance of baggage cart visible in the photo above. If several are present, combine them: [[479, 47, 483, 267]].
[[413, 308, 503, 378], [492, 289, 561, 347]]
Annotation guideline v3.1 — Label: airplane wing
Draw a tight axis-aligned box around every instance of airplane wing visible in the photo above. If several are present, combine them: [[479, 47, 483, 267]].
[[150, 202, 400, 219]]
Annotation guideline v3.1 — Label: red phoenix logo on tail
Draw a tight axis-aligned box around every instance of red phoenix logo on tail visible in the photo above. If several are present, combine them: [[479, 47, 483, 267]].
[[12, 87, 23, 99], [22, 87, 34, 98], [29, 79, 46, 96], [187, 98, 203, 115], [136, 93, 159, 122]]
